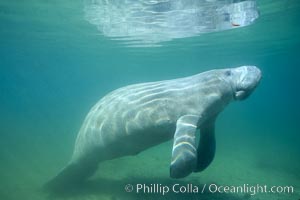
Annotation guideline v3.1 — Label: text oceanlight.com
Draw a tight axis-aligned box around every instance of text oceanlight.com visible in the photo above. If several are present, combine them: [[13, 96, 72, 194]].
[[124, 183, 294, 196]]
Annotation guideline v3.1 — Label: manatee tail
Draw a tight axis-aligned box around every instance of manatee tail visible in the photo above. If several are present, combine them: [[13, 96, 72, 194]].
[[44, 159, 98, 193]]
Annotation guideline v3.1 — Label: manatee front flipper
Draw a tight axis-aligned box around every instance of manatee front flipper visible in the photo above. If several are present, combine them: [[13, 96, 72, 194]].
[[194, 117, 216, 172], [170, 115, 199, 178]]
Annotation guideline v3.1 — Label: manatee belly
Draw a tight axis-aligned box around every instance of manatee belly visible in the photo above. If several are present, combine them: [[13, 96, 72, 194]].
[[103, 123, 176, 159]]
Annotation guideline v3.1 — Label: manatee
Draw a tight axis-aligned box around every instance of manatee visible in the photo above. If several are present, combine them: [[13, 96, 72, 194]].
[[46, 66, 261, 190]]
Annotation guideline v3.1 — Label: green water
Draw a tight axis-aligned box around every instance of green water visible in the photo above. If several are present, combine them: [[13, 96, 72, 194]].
[[0, 0, 299, 200]]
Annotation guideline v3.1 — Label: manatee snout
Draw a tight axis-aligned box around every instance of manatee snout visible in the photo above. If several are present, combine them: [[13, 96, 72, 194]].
[[233, 65, 261, 100]]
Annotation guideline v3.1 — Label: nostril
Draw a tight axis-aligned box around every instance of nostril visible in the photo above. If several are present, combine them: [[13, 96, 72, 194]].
[[225, 70, 232, 76]]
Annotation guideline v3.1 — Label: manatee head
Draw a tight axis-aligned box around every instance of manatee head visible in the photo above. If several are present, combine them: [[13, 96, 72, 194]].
[[225, 66, 262, 100]]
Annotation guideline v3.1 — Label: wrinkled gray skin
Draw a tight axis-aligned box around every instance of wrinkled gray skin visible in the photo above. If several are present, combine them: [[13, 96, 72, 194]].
[[46, 66, 261, 190]]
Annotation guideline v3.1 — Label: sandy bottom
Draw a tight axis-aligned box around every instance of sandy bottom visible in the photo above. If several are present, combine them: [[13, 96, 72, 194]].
[[0, 128, 299, 200]]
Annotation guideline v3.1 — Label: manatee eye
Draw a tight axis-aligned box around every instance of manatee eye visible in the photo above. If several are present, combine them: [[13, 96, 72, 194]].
[[225, 70, 232, 76]]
